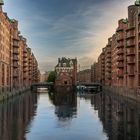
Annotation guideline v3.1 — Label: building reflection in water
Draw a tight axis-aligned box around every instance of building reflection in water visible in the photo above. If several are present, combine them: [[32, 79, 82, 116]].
[[0, 92, 37, 140], [48, 92, 77, 121], [91, 93, 140, 140]]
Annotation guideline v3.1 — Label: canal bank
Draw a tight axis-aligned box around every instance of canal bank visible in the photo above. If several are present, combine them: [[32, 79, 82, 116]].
[[0, 86, 31, 101], [1, 90, 140, 140], [103, 86, 140, 102]]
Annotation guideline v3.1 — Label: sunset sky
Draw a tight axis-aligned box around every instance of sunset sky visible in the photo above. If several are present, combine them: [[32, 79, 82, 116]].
[[4, 0, 133, 72]]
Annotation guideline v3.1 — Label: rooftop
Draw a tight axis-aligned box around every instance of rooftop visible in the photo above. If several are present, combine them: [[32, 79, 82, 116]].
[[56, 57, 77, 67]]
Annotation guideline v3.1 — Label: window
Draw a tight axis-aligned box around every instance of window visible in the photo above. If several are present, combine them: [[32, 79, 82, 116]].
[[64, 81, 67, 85]]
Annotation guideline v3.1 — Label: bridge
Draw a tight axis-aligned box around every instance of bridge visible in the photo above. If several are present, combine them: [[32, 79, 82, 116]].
[[31, 82, 54, 92], [77, 82, 102, 92]]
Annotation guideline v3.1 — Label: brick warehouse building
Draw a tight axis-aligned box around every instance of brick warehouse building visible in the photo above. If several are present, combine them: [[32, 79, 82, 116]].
[[55, 57, 77, 90], [78, 69, 91, 83], [0, 1, 39, 93], [93, 0, 140, 91]]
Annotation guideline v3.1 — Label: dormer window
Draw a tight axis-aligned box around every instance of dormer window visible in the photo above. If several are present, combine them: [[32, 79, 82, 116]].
[[70, 60, 73, 66], [63, 63, 66, 67]]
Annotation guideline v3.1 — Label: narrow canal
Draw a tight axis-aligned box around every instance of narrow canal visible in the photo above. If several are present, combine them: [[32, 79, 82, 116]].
[[0, 91, 140, 140]]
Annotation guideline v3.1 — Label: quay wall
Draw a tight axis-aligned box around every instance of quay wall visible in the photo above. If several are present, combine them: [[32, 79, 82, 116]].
[[103, 86, 140, 102], [0, 86, 31, 101]]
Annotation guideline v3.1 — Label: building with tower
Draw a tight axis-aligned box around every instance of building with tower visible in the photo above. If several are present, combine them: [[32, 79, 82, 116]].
[[55, 57, 77, 90]]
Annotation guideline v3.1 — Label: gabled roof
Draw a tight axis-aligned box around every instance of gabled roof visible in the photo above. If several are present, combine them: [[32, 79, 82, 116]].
[[56, 57, 77, 67]]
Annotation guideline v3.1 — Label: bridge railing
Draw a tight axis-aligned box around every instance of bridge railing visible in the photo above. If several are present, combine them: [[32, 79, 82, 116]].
[[32, 82, 54, 86]]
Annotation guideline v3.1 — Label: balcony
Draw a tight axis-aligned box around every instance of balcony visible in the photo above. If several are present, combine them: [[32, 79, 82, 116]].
[[13, 62, 18, 68], [23, 73, 28, 78], [117, 42, 124, 48], [117, 49, 124, 55], [13, 71, 19, 77], [107, 50, 111, 54], [102, 65, 105, 68], [13, 32, 20, 40], [24, 74, 28, 78], [23, 77, 27, 80], [126, 26, 135, 31], [117, 63, 124, 68], [23, 53, 28, 58], [107, 76, 111, 80], [127, 58, 135, 64], [126, 49, 135, 56], [106, 59, 111, 63], [23, 48, 27, 53], [116, 27, 124, 32], [13, 40, 19, 47], [126, 32, 135, 39], [128, 71, 135, 76], [126, 42, 135, 48], [117, 74, 124, 78], [23, 59, 28, 63], [107, 55, 111, 59], [23, 64, 28, 68], [29, 60, 32, 64], [23, 69, 27, 72], [13, 49, 19, 54], [107, 69, 111, 73], [106, 61, 111, 65], [29, 70, 32, 73], [102, 61, 105, 64], [106, 65, 111, 68], [117, 56, 124, 62], [117, 36, 124, 41], [13, 56, 19, 61]]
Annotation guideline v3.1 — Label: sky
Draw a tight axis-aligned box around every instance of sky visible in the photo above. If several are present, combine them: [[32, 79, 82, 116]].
[[3, 0, 134, 72]]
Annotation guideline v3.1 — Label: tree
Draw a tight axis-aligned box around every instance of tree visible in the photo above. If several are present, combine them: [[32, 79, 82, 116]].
[[47, 71, 55, 82]]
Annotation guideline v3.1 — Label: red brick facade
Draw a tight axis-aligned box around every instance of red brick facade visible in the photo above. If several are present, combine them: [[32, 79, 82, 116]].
[[93, 2, 140, 90], [78, 69, 91, 83], [0, 3, 39, 93], [55, 57, 77, 88]]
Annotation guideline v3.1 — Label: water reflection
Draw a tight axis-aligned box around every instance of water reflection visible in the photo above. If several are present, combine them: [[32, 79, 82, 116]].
[[48, 92, 77, 120], [0, 92, 37, 140], [0, 91, 140, 140], [90, 93, 140, 140]]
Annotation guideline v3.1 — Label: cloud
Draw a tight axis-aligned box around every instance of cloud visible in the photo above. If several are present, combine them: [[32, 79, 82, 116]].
[[3, 0, 134, 72]]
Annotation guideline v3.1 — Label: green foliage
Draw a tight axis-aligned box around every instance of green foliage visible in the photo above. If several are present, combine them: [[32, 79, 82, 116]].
[[47, 71, 55, 82]]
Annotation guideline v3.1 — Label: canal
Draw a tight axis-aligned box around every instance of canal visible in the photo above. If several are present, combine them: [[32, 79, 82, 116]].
[[0, 91, 140, 140]]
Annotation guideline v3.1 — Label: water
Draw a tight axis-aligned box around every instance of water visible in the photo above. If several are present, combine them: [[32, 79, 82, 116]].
[[0, 91, 140, 140]]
